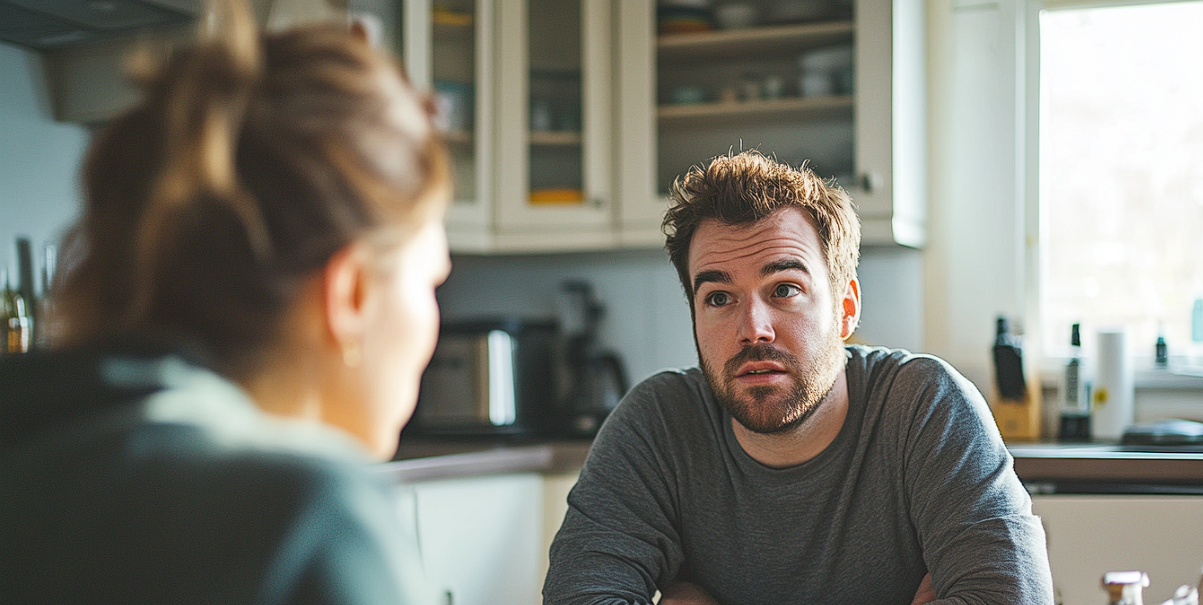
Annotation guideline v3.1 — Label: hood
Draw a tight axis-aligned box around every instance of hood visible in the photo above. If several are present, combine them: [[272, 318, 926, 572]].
[[0, 0, 197, 51], [0, 338, 212, 447], [3, 0, 349, 123], [0, 0, 345, 51]]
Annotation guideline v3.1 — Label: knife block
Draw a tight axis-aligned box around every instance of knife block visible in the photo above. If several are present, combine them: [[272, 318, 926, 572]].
[[990, 374, 1042, 442]]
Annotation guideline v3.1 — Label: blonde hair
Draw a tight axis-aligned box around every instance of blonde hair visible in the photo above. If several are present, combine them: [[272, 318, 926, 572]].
[[56, 0, 448, 378], [662, 150, 860, 308]]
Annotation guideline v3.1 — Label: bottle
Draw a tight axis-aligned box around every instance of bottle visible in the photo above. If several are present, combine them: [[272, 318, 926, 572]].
[[1102, 570, 1148, 605], [2, 269, 31, 354], [1155, 322, 1169, 369], [1059, 323, 1091, 441]]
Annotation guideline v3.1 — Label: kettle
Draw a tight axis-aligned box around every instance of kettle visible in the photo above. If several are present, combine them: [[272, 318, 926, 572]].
[[555, 281, 629, 437]]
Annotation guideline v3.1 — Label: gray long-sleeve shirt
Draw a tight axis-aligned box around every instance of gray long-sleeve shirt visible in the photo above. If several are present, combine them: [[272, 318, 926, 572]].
[[544, 346, 1053, 605]]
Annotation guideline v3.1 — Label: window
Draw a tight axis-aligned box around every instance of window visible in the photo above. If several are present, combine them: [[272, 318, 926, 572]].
[[1039, 1, 1203, 364]]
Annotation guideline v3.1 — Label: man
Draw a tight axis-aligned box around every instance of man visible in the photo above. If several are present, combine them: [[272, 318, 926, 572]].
[[543, 151, 1053, 605]]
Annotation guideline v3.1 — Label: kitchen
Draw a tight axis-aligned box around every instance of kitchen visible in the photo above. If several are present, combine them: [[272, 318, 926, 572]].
[[2, 0, 1203, 603]]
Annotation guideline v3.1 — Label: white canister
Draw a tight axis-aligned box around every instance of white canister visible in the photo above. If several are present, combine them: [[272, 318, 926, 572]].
[[1092, 328, 1134, 440]]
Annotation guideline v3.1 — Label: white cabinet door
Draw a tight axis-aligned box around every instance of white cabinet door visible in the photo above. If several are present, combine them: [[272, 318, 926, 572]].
[[853, 0, 926, 248], [1032, 495, 1203, 605], [408, 0, 621, 253], [408, 473, 545, 605], [403, 0, 497, 239], [614, 0, 663, 247], [493, 0, 614, 241]]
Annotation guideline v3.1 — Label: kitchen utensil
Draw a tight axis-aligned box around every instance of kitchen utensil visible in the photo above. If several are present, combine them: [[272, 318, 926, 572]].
[[555, 281, 629, 437], [1121, 418, 1203, 448]]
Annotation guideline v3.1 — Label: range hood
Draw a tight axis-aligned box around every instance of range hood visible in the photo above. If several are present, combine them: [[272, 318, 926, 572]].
[[3, 0, 349, 123], [0, 1, 200, 51]]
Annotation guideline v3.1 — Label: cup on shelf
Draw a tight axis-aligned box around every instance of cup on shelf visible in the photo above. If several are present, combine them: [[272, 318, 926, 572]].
[[432, 80, 473, 133], [740, 73, 762, 101], [762, 75, 785, 99], [530, 97, 554, 131]]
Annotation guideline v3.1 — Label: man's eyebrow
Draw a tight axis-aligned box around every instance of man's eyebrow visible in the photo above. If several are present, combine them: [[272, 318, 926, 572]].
[[761, 259, 808, 278], [692, 269, 731, 298]]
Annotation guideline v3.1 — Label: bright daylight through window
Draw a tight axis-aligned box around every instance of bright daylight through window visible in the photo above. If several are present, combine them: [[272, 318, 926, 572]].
[[1039, 0, 1203, 367]]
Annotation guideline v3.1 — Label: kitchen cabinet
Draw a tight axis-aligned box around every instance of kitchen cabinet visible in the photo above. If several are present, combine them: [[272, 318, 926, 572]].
[[403, 0, 924, 253], [642, 0, 926, 248], [399, 473, 544, 605], [404, 0, 663, 253], [1031, 495, 1203, 605], [392, 470, 580, 605]]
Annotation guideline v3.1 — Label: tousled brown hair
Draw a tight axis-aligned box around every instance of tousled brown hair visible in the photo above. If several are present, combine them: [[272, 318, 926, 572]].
[[55, 0, 448, 379], [662, 150, 860, 309]]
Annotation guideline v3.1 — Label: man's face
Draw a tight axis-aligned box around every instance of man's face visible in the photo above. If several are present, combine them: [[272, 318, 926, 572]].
[[688, 207, 858, 434]]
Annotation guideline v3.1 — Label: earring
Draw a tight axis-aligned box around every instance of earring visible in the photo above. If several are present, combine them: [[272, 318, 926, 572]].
[[342, 343, 362, 368]]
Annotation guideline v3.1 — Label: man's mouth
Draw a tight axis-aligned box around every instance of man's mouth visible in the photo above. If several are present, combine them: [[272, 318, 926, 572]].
[[735, 362, 788, 378]]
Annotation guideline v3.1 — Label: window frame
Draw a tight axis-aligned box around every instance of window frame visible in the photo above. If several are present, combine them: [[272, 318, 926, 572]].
[[1022, 0, 1203, 385]]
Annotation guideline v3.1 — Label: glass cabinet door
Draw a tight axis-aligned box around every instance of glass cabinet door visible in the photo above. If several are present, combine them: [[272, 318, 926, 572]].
[[403, 0, 493, 228], [496, 0, 612, 231]]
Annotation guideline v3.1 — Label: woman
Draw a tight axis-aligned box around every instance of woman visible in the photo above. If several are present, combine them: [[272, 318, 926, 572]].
[[0, 2, 449, 603]]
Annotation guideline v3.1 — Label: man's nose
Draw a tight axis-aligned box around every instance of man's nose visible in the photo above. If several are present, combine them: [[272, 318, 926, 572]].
[[738, 297, 775, 344]]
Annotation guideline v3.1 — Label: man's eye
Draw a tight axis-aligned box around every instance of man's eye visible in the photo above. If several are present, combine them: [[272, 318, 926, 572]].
[[773, 284, 801, 298], [705, 292, 732, 307]]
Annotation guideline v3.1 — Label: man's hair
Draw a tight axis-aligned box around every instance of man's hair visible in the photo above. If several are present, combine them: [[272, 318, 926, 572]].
[[662, 150, 861, 307]]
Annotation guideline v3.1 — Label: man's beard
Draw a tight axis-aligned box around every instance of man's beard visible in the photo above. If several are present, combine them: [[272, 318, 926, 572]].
[[701, 336, 846, 435]]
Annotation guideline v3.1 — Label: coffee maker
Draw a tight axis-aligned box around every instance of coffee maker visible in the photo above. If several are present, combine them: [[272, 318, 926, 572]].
[[555, 281, 628, 437]]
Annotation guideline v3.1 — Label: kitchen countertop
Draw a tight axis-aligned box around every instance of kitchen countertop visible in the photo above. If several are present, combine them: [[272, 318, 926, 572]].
[[377, 437, 1203, 493], [1008, 442, 1203, 494], [378, 437, 593, 483]]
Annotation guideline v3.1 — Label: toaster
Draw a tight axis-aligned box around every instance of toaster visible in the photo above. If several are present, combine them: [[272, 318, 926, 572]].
[[409, 318, 556, 436]]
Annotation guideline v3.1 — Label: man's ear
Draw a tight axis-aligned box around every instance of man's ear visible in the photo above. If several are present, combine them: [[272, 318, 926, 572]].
[[840, 277, 862, 340], [323, 243, 370, 352]]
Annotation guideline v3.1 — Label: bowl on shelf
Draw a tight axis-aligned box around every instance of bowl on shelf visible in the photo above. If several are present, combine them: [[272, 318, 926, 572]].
[[768, 0, 827, 24], [669, 85, 707, 105], [658, 0, 714, 34], [714, 4, 757, 29]]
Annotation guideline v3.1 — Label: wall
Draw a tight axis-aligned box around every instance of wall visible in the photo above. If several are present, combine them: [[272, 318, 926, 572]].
[[0, 43, 88, 285], [924, 0, 1029, 395], [436, 247, 925, 386]]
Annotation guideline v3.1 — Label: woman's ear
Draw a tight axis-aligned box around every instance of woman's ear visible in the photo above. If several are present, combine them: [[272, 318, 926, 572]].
[[323, 243, 370, 364], [840, 278, 862, 340]]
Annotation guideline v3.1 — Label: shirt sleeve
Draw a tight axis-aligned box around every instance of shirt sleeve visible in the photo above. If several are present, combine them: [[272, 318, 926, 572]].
[[897, 356, 1055, 605], [543, 376, 688, 605]]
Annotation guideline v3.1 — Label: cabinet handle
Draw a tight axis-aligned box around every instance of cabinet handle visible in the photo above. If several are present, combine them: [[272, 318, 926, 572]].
[[591, 197, 608, 208], [859, 172, 882, 194]]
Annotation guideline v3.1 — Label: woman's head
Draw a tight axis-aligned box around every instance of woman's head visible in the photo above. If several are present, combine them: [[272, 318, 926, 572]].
[[57, 0, 451, 456]]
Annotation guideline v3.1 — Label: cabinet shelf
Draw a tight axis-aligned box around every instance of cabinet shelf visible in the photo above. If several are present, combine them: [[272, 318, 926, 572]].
[[529, 131, 582, 145], [658, 95, 853, 126], [658, 20, 854, 63]]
